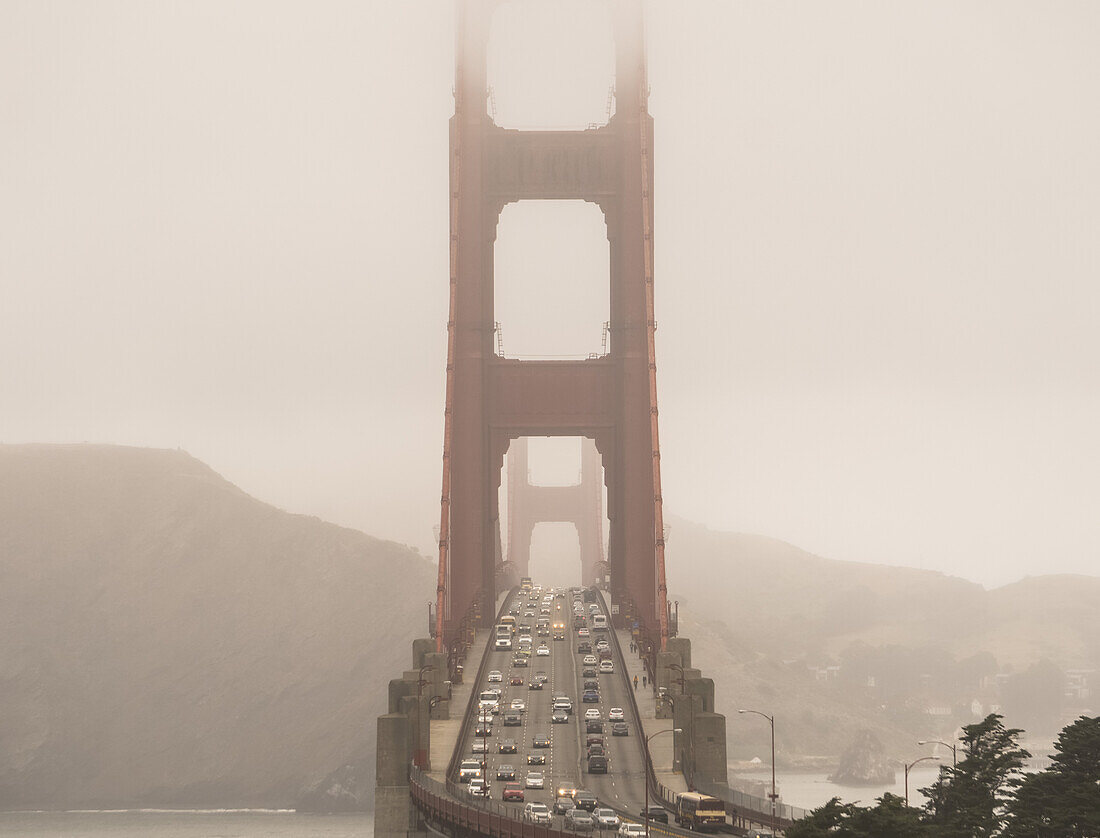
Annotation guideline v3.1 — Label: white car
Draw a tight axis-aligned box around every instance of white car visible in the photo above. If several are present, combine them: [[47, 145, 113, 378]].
[[578, 628, 590, 637], [619, 823, 647, 838], [488, 670, 503, 683], [468, 777, 489, 797], [537, 645, 551, 656], [524, 802, 552, 824], [511, 698, 527, 712], [472, 739, 489, 753], [583, 655, 598, 666], [526, 771, 545, 789], [584, 708, 602, 720], [600, 660, 614, 673], [595, 809, 621, 829], [609, 707, 625, 721]]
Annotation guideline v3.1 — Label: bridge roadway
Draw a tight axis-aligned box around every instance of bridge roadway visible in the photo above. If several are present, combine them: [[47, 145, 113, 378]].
[[456, 588, 651, 817]]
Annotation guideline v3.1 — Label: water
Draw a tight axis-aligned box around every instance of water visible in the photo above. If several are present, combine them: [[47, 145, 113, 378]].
[[737, 765, 944, 812], [0, 810, 372, 837]]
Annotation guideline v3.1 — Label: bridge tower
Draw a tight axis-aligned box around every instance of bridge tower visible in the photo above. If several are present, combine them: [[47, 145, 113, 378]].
[[435, 0, 669, 660], [506, 437, 606, 586]]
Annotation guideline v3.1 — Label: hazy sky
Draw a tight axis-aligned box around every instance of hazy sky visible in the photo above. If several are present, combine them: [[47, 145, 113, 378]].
[[3, 1, 1097, 588]]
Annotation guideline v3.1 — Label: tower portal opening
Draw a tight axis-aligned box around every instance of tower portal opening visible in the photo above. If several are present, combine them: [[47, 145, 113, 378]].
[[494, 200, 610, 359], [487, 0, 615, 130]]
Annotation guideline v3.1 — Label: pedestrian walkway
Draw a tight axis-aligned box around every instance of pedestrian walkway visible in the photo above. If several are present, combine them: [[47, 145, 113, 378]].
[[427, 627, 489, 779], [600, 592, 688, 795]]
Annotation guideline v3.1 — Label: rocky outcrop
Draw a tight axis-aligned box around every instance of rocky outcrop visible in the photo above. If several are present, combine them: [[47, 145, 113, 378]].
[[0, 444, 434, 810], [828, 730, 896, 786]]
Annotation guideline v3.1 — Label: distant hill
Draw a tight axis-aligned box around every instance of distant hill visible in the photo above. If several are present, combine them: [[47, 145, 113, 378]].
[[664, 518, 1099, 763], [0, 444, 434, 810]]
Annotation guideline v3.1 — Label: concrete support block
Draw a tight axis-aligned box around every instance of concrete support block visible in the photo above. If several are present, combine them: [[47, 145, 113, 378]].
[[376, 713, 411, 787], [374, 784, 421, 838], [691, 712, 729, 787], [685, 677, 715, 713], [412, 638, 435, 670], [389, 678, 413, 714], [666, 636, 692, 670]]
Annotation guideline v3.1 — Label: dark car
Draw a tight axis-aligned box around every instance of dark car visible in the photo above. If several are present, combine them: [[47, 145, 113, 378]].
[[582, 667, 597, 678], [587, 754, 608, 774], [564, 810, 595, 832], [533, 734, 551, 748], [497, 764, 516, 780], [611, 722, 629, 736], [641, 806, 669, 824], [503, 711, 522, 727], [574, 791, 598, 812], [582, 689, 600, 703], [510, 675, 524, 686], [502, 783, 525, 802], [587, 744, 605, 757], [577, 641, 592, 654], [583, 678, 599, 691], [499, 739, 517, 753], [513, 655, 529, 667], [528, 679, 543, 690], [554, 796, 576, 815], [527, 753, 546, 765], [475, 724, 493, 737], [586, 734, 604, 747], [586, 719, 604, 734]]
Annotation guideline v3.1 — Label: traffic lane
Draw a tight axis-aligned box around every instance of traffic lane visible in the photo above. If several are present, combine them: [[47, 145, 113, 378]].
[[586, 639, 649, 814], [548, 625, 581, 798]]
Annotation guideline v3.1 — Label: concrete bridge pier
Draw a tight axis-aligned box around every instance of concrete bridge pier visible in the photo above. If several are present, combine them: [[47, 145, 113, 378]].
[[375, 638, 451, 838]]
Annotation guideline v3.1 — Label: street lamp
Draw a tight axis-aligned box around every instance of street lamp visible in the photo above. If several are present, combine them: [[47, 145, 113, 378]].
[[415, 665, 434, 768], [644, 727, 682, 838], [738, 709, 777, 833], [918, 739, 957, 768], [904, 756, 940, 807]]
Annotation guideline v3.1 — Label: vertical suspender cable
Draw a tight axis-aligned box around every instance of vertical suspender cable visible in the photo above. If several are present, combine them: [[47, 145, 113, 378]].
[[638, 47, 669, 652], [436, 28, 463, 654]]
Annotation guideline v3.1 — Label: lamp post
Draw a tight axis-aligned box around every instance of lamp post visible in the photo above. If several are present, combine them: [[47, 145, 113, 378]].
[[918, 739, 957, 768], [644, 727, 681, 838], [904, 756, 940, 807], [738, 709, 777, 833], [415, 665, 434, 768]]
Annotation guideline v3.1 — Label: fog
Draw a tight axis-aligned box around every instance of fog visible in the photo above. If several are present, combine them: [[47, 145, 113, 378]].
[[2, 1, 1098, 588]]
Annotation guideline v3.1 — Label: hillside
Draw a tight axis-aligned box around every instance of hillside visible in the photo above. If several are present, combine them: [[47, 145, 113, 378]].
[[0, 444, 434, 810], [665, 518, 1100, 763]]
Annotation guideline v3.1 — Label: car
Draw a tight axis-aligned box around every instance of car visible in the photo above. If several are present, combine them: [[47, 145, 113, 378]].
[[619, 823, 647, 838], [510, 674, 524, 686], [578, 641, 593, 654], [523, 802, 552, 824], [553, 698, 573, 714], [582, 667, 597, 678], [552, 711, 569, 724], [497, 764, 517, 780], [535, 671, 549, 683], [583, 655, 598, 667], [499, 738, 517, 753], [586, 734, 605, 747], [478, 711, 494, 723], [502, 783, 525, 802], [594, 808, 620, 828], [518, 634, 533, 646], [573, 790, 598, 812], [564, 810, 595, 832], [526, 771, 545, 789], [512, 655, 529, 667], [584, 708, 602, 720], [528, 679, 543, 690], [595, 639, 610, 651], [527, 753, 546, 765], [554, 796, 577, 815], [586, 719, 604, 734], [537, 626, 550, 636], [583, 679, 599, 691], [510, 698, 526, 712], [587, 744, 605, 757], [609, 707, 625, 721], [495, 636, 512, 649], [459, 759, 483, 782], [536, 645, 550, 656], [599, 660, 614, 673], [640, 806, 669, 824], [589, 604, 600, 614], [473, 739, 489, 753], [533, 734, 551, 748], [598, 648, 613, 662], [524, 610, 536, 617], [475, 723, 493, 737], [612, 722, 629, 736], [503, 711, 522, 726], [582, 689, 600, 703], [578, 628, 590, 637], [468, 777, 489, 797], [488, 670, 502, 683]]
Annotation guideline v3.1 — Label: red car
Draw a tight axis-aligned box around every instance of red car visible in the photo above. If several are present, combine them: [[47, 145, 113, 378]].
[[510, 675, 524, 686], [502, 783, 525, 802]]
